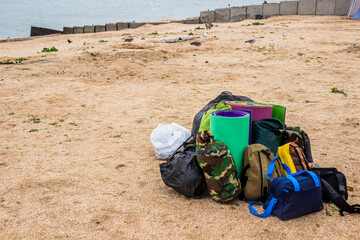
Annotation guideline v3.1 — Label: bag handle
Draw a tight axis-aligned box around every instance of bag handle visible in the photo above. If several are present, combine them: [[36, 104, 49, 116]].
[[266, 156, 292, 180], [285, 175, 301, 191], [285, 171, 320, 191], [249, 198, 278, 218]]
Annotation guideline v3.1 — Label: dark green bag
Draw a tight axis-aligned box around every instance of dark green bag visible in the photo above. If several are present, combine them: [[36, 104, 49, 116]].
[[281, 126, 313, 163], [252, 118, 284, 155], [196, 131, 241, 202]]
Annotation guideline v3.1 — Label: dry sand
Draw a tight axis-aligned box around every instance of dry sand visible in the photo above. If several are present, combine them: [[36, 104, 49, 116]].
[[1, 15, 360, 239]]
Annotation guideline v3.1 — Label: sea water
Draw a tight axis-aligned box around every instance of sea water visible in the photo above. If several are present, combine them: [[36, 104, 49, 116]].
[[0, 0, 279, 39]]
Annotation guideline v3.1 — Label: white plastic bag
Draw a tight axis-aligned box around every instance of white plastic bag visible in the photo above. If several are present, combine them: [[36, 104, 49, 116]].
[[150, 122, 191, 159]]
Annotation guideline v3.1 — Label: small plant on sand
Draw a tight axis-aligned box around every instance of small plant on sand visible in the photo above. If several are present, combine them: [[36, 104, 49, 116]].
[[152, 31, 158, 35], [29, 117, 41, 123], [252, 22, 264, 26], [331, 87, 347, 97], [0, 59, 12, 64], [82, 51, 96, 56], [195, 26, 204, 30], [15, 58, 28, 62], [297, 53, 304, 56], [41, 46, 58, 52], [188, 32, 194, 35], [183, 30, 187, 32], [141, 37, 145, 40], [83, 42, 87, 45], [324, 208, 332, 216], [99, 39, 108, 42], [29, 129, 38, 133], [0, 58, 28, 64]]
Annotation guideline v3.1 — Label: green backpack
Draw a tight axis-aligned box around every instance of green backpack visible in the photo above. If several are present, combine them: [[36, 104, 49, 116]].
[[196, 131, 241, 202], [240, 144, 283, 202]]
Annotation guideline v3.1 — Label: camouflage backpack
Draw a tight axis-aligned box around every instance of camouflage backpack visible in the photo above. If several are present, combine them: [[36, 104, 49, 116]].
[[241, 144, 283, 202], [196, 131, 241, 202]]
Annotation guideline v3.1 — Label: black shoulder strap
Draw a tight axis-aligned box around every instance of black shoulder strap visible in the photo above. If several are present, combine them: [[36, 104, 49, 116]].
[[335, 173, 348, 200], [321, 178, 360, 216]]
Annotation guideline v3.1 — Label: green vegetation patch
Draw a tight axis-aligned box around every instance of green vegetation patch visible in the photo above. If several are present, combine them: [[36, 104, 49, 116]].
[[331, 87, 347, 97], [42, 46, 58, 52], [15, 58, 28, 62], [252, 22, 264, 26], [0, 59, 12, 64]]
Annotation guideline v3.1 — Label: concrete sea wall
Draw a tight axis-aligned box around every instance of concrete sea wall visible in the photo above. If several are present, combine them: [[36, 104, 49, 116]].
[[32, 0, 353, 37]]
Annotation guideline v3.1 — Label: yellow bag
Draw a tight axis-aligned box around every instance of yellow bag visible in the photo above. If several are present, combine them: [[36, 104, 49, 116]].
[[277, 143, 297, 176]]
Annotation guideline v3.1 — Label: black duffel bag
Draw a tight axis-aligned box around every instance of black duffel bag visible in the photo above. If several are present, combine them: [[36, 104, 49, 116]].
[[310, 167, 360, 216]]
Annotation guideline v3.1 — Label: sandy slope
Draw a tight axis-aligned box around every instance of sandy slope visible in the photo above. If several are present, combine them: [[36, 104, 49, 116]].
[[1, 15, 360, 239]]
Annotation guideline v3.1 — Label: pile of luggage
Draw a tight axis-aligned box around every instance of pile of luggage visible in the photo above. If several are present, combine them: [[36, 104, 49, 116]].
[[158, 92, 359, 220]]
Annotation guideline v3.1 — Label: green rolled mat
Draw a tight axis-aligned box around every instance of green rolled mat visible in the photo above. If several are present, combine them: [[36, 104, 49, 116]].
[[210, 110, 250, 177], [271, 104, 286, 125]]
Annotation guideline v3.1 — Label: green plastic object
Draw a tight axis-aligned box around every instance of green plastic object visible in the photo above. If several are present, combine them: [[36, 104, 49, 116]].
[[271, 104, 286, 125], [210, 110, 250, 177], [198, 103, 232, 132]]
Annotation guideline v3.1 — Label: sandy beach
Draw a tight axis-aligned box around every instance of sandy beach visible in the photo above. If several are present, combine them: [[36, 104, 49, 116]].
[[1, 15, 360, 239]]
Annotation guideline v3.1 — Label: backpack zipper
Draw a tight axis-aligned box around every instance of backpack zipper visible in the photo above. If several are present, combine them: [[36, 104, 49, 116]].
[[258, 151, 263, 196]]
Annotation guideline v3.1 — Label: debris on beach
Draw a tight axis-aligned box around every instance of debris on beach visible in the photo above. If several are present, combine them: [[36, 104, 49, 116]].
[[190, 41, 203, 46], [201, 16, 213, 29], [124, 35, 135, 42], [153, 36, 200, 43]]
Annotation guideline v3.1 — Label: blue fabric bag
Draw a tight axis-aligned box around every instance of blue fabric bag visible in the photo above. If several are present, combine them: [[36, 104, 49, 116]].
[[249, 156, 323, 220]]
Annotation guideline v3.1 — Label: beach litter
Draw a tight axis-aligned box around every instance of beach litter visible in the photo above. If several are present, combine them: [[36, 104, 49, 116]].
[[153, 36, 200, 43], [190, 41, 203, 46]]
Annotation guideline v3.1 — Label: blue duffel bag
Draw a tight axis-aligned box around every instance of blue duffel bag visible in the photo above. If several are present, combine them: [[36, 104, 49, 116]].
[[249, 157, 323, 220]]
